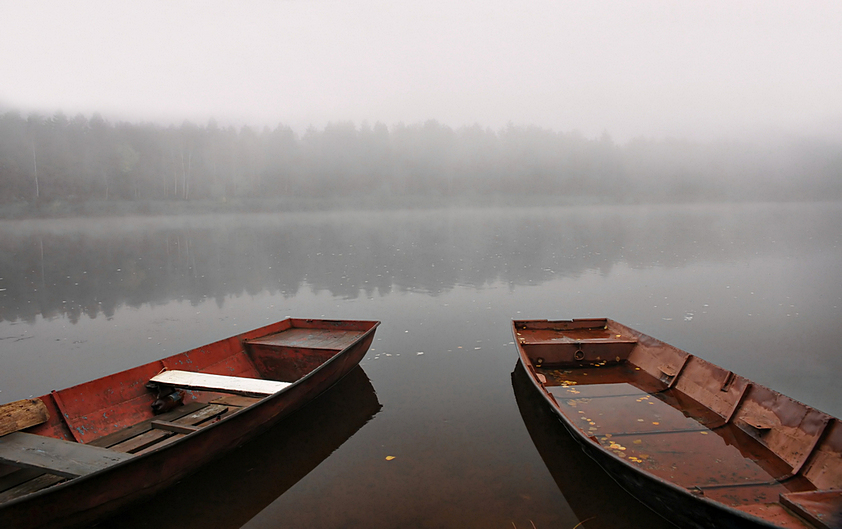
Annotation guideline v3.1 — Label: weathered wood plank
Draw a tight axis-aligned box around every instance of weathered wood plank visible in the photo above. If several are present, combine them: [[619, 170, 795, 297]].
[[129, 404, 231, 455], [0, 467, 46, 494], [108, 404, 228, 454], [210, 395, 263, 408], [151, 421, 199, 435], [87, 402, 205, 448], [132, 433, 185, 456], [0, 473, 65, 503], [172, 404, 229, 425], [0, 399, 49, 437], [149, 370, 290, 396], [0, 432, 134, 478]]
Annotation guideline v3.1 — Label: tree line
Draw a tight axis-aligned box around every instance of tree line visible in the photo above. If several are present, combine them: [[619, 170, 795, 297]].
[[1, 109, 840, 206]]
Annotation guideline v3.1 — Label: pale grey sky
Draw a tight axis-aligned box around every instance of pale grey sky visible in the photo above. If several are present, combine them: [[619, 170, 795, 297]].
[[2, 0, 841, 141]]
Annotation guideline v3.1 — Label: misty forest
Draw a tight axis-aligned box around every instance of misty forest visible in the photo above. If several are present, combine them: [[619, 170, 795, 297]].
[[2, 110, 841, 215]]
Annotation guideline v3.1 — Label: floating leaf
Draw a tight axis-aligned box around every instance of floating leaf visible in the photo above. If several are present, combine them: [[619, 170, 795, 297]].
[[385, 456, 395, 461]]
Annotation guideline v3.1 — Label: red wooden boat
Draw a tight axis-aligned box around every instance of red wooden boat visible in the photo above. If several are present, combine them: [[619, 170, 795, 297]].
[[0, 318, 379, 529], [513, 318, 842, 529]]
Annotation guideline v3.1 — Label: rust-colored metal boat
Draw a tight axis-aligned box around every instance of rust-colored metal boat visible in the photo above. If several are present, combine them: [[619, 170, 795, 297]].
[[0, 318, 379, 529], [513, 318, 842, 529]]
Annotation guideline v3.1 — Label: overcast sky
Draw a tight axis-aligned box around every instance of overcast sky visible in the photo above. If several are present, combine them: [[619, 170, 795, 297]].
[[2, 0, 841, 141]]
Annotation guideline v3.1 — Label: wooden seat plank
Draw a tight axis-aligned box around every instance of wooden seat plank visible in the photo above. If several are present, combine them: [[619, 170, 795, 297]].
[[0, 432, 134, 478], [149, 370, 290, 396], [0, 399, 50, 437]]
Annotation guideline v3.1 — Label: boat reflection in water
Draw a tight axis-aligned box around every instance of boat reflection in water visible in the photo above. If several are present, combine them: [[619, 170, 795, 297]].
[[512, 362, 676, 529], [98, 366, 381, 529]]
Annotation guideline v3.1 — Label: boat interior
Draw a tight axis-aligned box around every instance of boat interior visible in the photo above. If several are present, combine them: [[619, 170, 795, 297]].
[[0, 319, 374, 505], [514, 318, 842, 529]]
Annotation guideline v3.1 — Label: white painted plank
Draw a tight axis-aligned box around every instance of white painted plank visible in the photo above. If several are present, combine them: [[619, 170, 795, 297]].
[[149, 370, 291, 396]]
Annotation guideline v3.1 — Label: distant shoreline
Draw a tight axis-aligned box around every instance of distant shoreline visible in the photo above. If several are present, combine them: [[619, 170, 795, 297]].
[[0, 195, 613, 220], [2, 194, 838, 221]]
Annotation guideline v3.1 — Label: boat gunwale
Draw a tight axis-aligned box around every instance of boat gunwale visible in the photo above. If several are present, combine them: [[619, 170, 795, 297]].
[[0, 318, 380, 510], [511, 318, 814, 529]]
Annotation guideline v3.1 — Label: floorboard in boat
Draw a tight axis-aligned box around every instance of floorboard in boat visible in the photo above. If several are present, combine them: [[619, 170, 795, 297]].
[[543, 364, 816, 508], [539, 362, 668, 394], [87, 402, 206, 448], [0, 473, 65, 503], [0, 468, 53, 495], [107, 404, 228, 454]]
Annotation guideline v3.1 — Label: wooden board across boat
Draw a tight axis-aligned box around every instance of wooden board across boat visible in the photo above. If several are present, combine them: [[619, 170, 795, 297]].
[[513, 318, 842, 529], [0, 317, 379, 529]]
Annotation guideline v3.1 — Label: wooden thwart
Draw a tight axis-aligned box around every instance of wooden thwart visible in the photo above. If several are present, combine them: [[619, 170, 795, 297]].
[[0, 399, 49, 437], [149, 370, 290, 396], [0, 432, 134, 478]]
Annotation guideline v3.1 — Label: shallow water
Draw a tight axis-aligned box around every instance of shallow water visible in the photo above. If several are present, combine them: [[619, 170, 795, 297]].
[[1, 202, 840, 528]]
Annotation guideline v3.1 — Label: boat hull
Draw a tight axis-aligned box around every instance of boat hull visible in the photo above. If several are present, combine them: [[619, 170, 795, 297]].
[[513, 318, 839, 529], [511, 361, 678, 529], [0, 318, 378, 529]]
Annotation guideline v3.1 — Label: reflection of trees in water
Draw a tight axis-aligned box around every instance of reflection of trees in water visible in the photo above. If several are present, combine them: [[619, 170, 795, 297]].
[[0, 204, 837, 323]]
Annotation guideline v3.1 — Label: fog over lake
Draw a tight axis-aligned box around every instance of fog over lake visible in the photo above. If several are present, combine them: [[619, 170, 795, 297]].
[[1, 201, 839, 528], [2, 1, 841, 525]]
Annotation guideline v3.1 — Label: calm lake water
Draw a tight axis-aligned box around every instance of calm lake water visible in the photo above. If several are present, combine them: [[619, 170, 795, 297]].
[[1, 202, 840, 528]]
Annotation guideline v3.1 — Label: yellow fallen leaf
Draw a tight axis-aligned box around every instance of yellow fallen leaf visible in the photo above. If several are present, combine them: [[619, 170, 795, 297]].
[[700, 431, 709, 435], [385, 456, 395, 461], [633, 439, 642, 444], [652, 422, 660, 425]]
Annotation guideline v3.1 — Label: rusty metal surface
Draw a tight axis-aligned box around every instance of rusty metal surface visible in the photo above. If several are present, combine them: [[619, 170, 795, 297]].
[[513, 318, 841, 529], [781, 490, 842, 529], [0, 318, 379, 529]]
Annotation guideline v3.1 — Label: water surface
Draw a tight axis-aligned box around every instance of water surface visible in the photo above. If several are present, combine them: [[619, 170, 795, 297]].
[[1, 202, 840, 528]]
